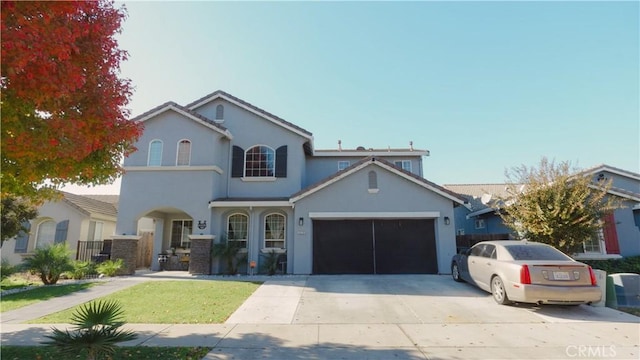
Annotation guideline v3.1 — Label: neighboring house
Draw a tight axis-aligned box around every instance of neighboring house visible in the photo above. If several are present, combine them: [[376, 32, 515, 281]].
[[116, 90, 467, 274], [445, 165, 640, 259], [1, 192, 118, 265]]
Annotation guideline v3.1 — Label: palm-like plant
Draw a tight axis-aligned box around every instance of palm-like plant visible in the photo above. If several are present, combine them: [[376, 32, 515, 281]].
[[22, 243, 74, 285], [211, 232, 247, 275], [43, 300, 137, 360]]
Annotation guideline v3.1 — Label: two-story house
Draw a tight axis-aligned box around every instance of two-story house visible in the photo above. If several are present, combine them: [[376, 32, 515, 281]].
[[115, 90, 467, 275]]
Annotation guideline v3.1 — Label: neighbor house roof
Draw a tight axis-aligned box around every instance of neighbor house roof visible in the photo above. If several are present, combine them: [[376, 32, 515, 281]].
[[290, 157, 467, 205], [130, 101, 233, 139], [443, 184, 513, 212], [578, 164, 640, 181], [61, 192, 118, 218], [186, 90, 313, 140]]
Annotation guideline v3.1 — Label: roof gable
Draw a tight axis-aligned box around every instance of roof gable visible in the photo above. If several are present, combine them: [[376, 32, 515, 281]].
[[186, 90, 313, 141], [579, 164, 640, 181], [290, 157, 466, 204], [131, 101, 233, 139]]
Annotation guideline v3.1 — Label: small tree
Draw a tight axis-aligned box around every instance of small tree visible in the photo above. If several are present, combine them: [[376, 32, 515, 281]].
[[497, 158, 618, 255], [1, 195, 38, 245], [44, 300, 137, 360], [23, 243, 74, 285]]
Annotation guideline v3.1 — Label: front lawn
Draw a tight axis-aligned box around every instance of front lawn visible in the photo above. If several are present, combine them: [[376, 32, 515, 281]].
[[1, 346, 211, 360], [33, 280, 261, 324], [1, 282, 99, 312]]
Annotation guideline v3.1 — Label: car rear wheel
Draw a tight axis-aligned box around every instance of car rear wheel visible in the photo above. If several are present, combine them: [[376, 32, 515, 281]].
[[491, 276, 512, 305], [451, 262, 463, 282]]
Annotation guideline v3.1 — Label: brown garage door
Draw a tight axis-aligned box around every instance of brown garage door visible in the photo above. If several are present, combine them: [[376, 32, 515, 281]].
[[312, 219, 437, 274]]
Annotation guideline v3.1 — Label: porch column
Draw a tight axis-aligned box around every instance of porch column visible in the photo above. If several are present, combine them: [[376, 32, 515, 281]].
[[188, 235, 214, 275], [109, 235, 141, 275]]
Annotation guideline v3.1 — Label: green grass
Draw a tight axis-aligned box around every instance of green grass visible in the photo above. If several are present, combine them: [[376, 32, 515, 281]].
[[1, 282, 99, 312], [33, 280, 261, 324], [0, 274, 40, 291], [618, 307, 640, 317], [1, 346, 211, 360]]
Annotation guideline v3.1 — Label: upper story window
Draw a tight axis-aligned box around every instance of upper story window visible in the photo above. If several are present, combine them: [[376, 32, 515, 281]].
[[227, 213, 248, 249], [245, 145, 275, 177], [148, 140, 163, 166], [176, 139, 191, 166], [264, 213, 285, 249], [338, 161, 350, 171], [475, 219, 485, 229], [368, 170, 378, 189], [215, 104, 224, 121], [394, 160, 412, 172]]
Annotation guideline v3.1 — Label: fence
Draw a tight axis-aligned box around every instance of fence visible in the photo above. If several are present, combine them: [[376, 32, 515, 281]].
[[76, 240, 112, 262]]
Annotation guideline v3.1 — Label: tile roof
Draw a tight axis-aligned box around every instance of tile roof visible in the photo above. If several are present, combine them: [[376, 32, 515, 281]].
[[61, 192, 118, 218], [186, 90, 313, 137]]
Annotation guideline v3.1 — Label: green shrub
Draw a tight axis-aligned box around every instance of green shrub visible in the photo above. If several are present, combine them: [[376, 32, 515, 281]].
[[43, 300, 137, 360], [211, 232, 247, 275], [1, 258, 20, 280], [66, 261, 97, 280], [582, 256, 640, 274], [22, 244, 74, 285], [96, 259, 123, 277], [260, 250, 281, 276]]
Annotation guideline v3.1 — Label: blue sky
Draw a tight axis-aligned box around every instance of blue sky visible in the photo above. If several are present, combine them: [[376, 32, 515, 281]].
[[64, 0, 639, 194]]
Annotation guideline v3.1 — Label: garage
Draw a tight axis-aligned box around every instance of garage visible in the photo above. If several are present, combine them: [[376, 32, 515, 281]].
[[312, 219, 437, 274]]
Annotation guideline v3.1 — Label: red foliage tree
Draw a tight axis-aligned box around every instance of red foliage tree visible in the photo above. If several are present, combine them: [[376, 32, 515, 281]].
[[1, 0, 142, 200]]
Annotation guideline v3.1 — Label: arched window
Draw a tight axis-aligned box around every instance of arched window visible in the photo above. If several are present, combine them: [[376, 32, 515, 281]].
[[227, 213, 248, 248], [148, 140, 163, 166], [264, 213, 285, 249], [215, 104, 224, 121], [176, 139, 191, 166], [245, 145, 275, 177], [36, 220, 56, 248], [368, 170, 378, 189]]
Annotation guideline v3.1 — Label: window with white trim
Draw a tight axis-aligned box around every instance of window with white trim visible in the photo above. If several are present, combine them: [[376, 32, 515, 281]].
[[171, 220, 193, 249], [474, 219, 485, 229], [394, 160, 412, 172], [368, 171, 378, 189], [264, 213, 285, 249], [338, 161, 350, 171], [36, 220, 56, 248], [176, 140, 191, 166], [148, 140, 163, 166], [215, 104, 224, 121], [227, 213, 248, 249], [87, 221, 104, 242], [582, 229, 604, 253], [245, 145, 275, 177]]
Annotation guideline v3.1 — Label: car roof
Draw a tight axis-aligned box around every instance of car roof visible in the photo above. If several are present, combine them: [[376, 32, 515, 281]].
[[473, 240, 548, 247]]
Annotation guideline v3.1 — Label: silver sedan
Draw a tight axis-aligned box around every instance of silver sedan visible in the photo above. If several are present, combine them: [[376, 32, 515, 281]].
[[451, 240, 602, 305]]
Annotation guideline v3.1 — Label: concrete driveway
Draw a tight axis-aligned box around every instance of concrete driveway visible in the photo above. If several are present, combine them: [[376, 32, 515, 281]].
[[220, 275, 639, 359]]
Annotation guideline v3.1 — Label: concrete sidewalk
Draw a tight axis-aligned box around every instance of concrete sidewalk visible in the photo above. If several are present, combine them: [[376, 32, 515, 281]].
[[1, 273, 639, 360]]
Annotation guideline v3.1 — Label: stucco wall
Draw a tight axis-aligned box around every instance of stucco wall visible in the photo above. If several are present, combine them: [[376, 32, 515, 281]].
[[292, 163, 457, 274]]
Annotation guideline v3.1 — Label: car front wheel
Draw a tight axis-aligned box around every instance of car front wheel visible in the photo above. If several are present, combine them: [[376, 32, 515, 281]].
[[451, 262, 463, 282], [491, 276, 512, 305]]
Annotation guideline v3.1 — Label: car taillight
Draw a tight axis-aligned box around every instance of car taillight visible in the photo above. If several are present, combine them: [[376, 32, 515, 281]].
[[588, 266, 597, 286], [520, 264, 531, 284]]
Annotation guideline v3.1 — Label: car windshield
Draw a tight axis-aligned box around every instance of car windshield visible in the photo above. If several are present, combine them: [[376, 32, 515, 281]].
[[504, 244, 572, 261]]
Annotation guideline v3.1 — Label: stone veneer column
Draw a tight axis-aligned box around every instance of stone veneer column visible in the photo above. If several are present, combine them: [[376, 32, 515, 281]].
[[109, 235, 141, 275], [188, 235, 214, 275]]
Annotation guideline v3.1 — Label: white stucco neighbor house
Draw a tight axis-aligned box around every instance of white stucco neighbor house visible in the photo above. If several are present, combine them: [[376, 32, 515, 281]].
[[115, 90, 468, 275], [1, 192, 118, 266]]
